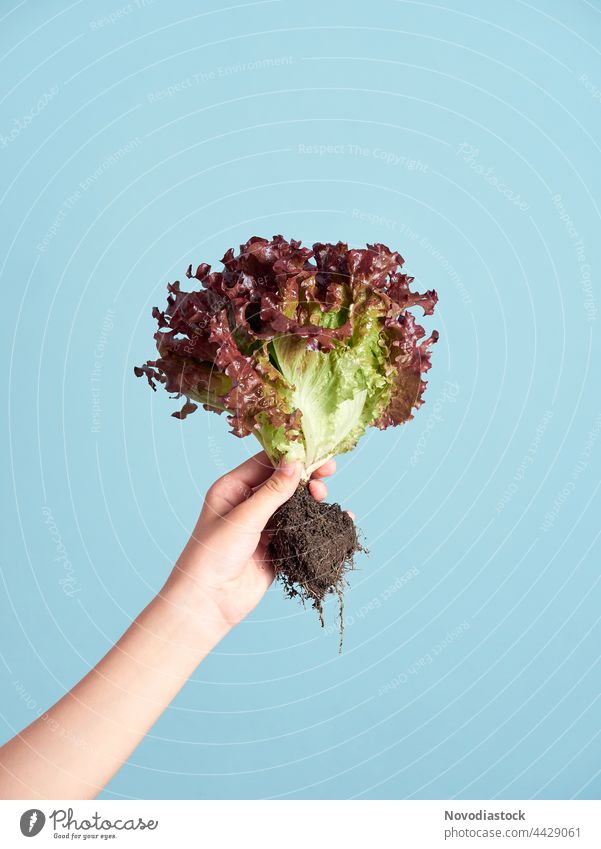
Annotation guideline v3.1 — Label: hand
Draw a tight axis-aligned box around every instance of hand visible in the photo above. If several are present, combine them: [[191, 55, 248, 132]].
[[163, 452, 336, 632], [0, 452, 341, 800]]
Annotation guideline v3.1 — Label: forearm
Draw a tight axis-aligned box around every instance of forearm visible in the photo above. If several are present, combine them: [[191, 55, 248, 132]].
[[0, 578, 230, 799]]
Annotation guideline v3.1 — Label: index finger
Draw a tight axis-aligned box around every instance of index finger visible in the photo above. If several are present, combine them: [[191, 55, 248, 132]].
[[226, 450, 276, 489], [202, 451, 276, 518]]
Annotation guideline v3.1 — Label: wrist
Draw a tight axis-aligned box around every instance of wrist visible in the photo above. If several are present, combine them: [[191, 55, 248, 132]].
[[155, 571, 233, 653]]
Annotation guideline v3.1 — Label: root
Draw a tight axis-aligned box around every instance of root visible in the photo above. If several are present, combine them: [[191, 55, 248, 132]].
[[267, 485, 364, 649]]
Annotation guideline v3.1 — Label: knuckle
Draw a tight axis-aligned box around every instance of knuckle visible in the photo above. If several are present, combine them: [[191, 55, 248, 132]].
[[264, 473, 286, 496], [207, 474, 251, 503], [205, 481, 221, 503], [206, 473, 230, 499]]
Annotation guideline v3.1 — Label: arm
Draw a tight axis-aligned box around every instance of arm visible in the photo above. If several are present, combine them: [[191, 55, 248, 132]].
[[0, 453, 334, 800]]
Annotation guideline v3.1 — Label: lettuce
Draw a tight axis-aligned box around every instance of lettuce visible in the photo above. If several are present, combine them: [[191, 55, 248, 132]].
[[135, 236, 438, 478]]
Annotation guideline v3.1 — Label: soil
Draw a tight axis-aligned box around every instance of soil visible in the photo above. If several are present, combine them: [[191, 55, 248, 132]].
[[267, 484, 364, 648]]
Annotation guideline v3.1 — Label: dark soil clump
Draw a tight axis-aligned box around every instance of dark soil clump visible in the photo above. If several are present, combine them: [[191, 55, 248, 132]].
[[267, 485, 363, 646]]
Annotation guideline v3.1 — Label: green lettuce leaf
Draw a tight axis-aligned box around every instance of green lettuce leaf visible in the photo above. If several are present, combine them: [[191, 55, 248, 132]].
[[135, 237, 438, 477]]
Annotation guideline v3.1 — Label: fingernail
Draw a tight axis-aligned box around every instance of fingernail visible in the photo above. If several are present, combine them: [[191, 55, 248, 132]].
[[279, 459, 299, 477]]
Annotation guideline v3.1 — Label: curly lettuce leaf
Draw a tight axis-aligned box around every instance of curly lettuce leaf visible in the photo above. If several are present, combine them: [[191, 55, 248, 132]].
[[135, 236, 438, 476]]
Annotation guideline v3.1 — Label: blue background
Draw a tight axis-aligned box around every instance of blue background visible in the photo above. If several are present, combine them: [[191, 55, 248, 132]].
[[1, 0, 600, 800]]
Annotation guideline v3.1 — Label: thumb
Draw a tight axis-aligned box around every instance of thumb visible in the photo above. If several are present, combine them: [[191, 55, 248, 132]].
[[229, 460, 302, 532]]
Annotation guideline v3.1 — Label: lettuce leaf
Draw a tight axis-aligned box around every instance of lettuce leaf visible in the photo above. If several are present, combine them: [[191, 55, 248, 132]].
[[135, 236, 438, 477]]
